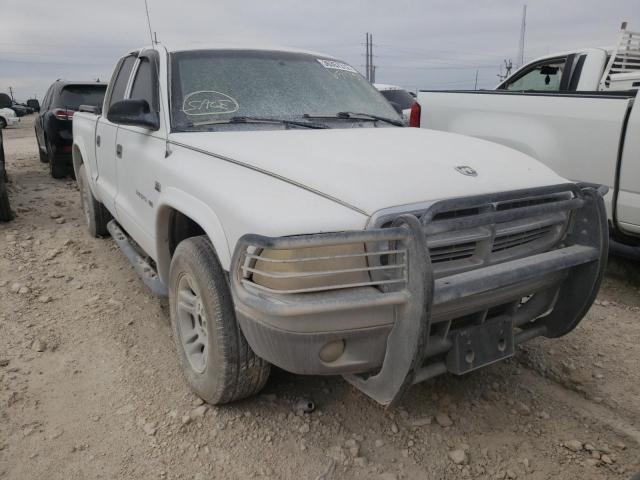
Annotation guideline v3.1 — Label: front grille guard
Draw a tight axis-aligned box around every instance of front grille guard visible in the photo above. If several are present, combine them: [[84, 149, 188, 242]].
[[230, 183, 608, 405]]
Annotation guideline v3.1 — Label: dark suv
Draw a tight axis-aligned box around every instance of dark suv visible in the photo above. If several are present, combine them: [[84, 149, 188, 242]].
[[35, 81, 107, 178], [26, 99, 40, 112]]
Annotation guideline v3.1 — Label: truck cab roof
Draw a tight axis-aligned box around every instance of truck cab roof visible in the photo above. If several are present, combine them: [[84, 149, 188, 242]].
[[137, 43, 336, 60]]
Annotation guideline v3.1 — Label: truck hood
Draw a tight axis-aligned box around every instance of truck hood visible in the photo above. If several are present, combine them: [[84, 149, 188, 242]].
[[170, 127, 567, 216]]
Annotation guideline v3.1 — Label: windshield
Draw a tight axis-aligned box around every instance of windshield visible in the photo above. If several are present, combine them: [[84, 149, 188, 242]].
[[57, 85, 107, 109], [169, 50, 402, 131]]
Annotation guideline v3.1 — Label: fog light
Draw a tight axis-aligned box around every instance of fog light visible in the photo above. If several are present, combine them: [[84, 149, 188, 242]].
[[319, 339, 345, 363]]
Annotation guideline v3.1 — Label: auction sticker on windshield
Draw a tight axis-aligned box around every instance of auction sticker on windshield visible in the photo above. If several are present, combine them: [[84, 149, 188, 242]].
[[317, 59, 358, 73], [182, 90, 239, 116]]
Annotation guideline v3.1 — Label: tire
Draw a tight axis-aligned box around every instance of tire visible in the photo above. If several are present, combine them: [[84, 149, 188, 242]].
[[37, 130, 48, 163], [0, 169, 12, 222], [0, 118, 6, 129], [46, 140, 67, 179], [78, 164, 110, 237], [169, 236, 270, 404]]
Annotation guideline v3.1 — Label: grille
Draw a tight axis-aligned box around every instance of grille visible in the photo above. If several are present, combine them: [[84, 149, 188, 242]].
[[430, 241, 476, 263], [373, 190, 575, 278], [492, 225, 553, 252]]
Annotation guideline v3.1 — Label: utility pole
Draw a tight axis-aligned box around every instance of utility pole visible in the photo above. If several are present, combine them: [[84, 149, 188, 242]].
[[364, 33, 375, 83], [8, 86, 14, 100], [474, 69, 479, 90], [517, 5, 527, 68], [369, 33, 375, 83], [365, 33, 370, 82]]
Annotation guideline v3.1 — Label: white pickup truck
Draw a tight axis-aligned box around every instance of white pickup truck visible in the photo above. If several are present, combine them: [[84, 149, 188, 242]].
[[417, 24, 640, 244], [73, 44, 608, 406]]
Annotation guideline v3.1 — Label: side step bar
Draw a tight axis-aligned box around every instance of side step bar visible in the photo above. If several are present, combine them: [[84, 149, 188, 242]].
[[107, 220, 168, 297]]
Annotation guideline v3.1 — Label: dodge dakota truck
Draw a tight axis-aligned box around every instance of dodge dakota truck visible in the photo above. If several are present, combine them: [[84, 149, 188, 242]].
[[73, 44, 608, 406], [416, 24, 640, 245]]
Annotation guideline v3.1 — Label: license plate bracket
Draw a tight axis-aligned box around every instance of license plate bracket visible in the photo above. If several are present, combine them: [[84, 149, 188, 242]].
[[446, 316, 514, 375]]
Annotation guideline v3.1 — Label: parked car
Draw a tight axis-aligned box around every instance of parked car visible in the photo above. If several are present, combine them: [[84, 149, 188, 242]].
[[0, 128, 12, 221], [416, 23, 640, 245], [17, 103, 34, 114], [0, 107, 19, 129], [26, 99, 40, 112], [73, 45, 607, 406], [497, 22, 640, 93], [9, 102, 28, 117], [36, 80, 107, 178], [0, 94, 26, 119], [374, 83, 419, 125]]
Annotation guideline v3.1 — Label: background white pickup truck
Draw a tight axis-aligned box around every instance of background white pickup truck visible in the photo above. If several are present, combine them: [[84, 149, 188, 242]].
[[73, 44, 608, 406], [417, 24, 640, 244]]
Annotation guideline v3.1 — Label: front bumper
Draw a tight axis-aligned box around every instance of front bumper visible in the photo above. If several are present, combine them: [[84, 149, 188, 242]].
[[230, 183, 608, 405]]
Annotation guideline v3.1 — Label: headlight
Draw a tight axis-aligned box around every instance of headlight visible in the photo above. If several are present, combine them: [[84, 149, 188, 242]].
[[250, 244, 370, 292]]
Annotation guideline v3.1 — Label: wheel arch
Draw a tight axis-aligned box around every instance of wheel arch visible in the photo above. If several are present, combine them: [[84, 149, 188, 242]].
[[155, 190, 231, 284], [72, 143, 83, 177], [72, 143, 97, 194]]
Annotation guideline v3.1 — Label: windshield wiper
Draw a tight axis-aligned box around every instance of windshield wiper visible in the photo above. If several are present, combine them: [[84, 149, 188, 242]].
[[189, 116, 328, 129], [303, 111, 404, 127]]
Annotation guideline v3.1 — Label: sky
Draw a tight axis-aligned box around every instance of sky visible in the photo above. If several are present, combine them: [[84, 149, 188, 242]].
[[1, 0, 638, 102]]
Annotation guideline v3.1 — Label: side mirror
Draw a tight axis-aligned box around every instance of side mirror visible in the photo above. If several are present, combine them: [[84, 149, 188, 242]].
[[107, 99, 159, 130]]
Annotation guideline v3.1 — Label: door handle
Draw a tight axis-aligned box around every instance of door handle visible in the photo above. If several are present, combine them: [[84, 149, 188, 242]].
[[96, 135, 101, 147], [116, 144, 122, 158]]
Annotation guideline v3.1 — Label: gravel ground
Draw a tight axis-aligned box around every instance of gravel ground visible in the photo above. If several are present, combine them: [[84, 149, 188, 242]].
[[1, 117, 639, 480]]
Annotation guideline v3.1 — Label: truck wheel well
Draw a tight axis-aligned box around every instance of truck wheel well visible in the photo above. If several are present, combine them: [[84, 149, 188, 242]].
[[72, 145, 83, 174], [169, 210, 206, 257]]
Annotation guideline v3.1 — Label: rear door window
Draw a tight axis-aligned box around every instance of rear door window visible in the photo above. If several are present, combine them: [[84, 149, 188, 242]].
[[108, 56, 137, 109], [56, 85, 107, 109]]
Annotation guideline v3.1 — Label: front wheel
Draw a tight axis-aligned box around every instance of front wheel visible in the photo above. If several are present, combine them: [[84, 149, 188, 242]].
[[169, 236, 270, 404]]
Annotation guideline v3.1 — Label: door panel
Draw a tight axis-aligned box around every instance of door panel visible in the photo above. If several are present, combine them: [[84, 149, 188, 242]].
[[95, 54, 138, 217], [114, 127, 163, 258], [94, 118, 119, 215], [112, 51, 163, 259]]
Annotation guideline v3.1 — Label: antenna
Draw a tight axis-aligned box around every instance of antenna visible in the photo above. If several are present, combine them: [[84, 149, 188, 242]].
[[144, 0, 155, 45], [517, 5, 527, 68]]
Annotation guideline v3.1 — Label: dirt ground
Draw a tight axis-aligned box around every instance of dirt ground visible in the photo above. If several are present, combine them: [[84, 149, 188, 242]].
[[1, 116, 639, 480]]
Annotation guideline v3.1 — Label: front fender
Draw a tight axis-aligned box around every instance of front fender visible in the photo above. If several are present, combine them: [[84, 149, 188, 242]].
[[155, 187, 231, 283]]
